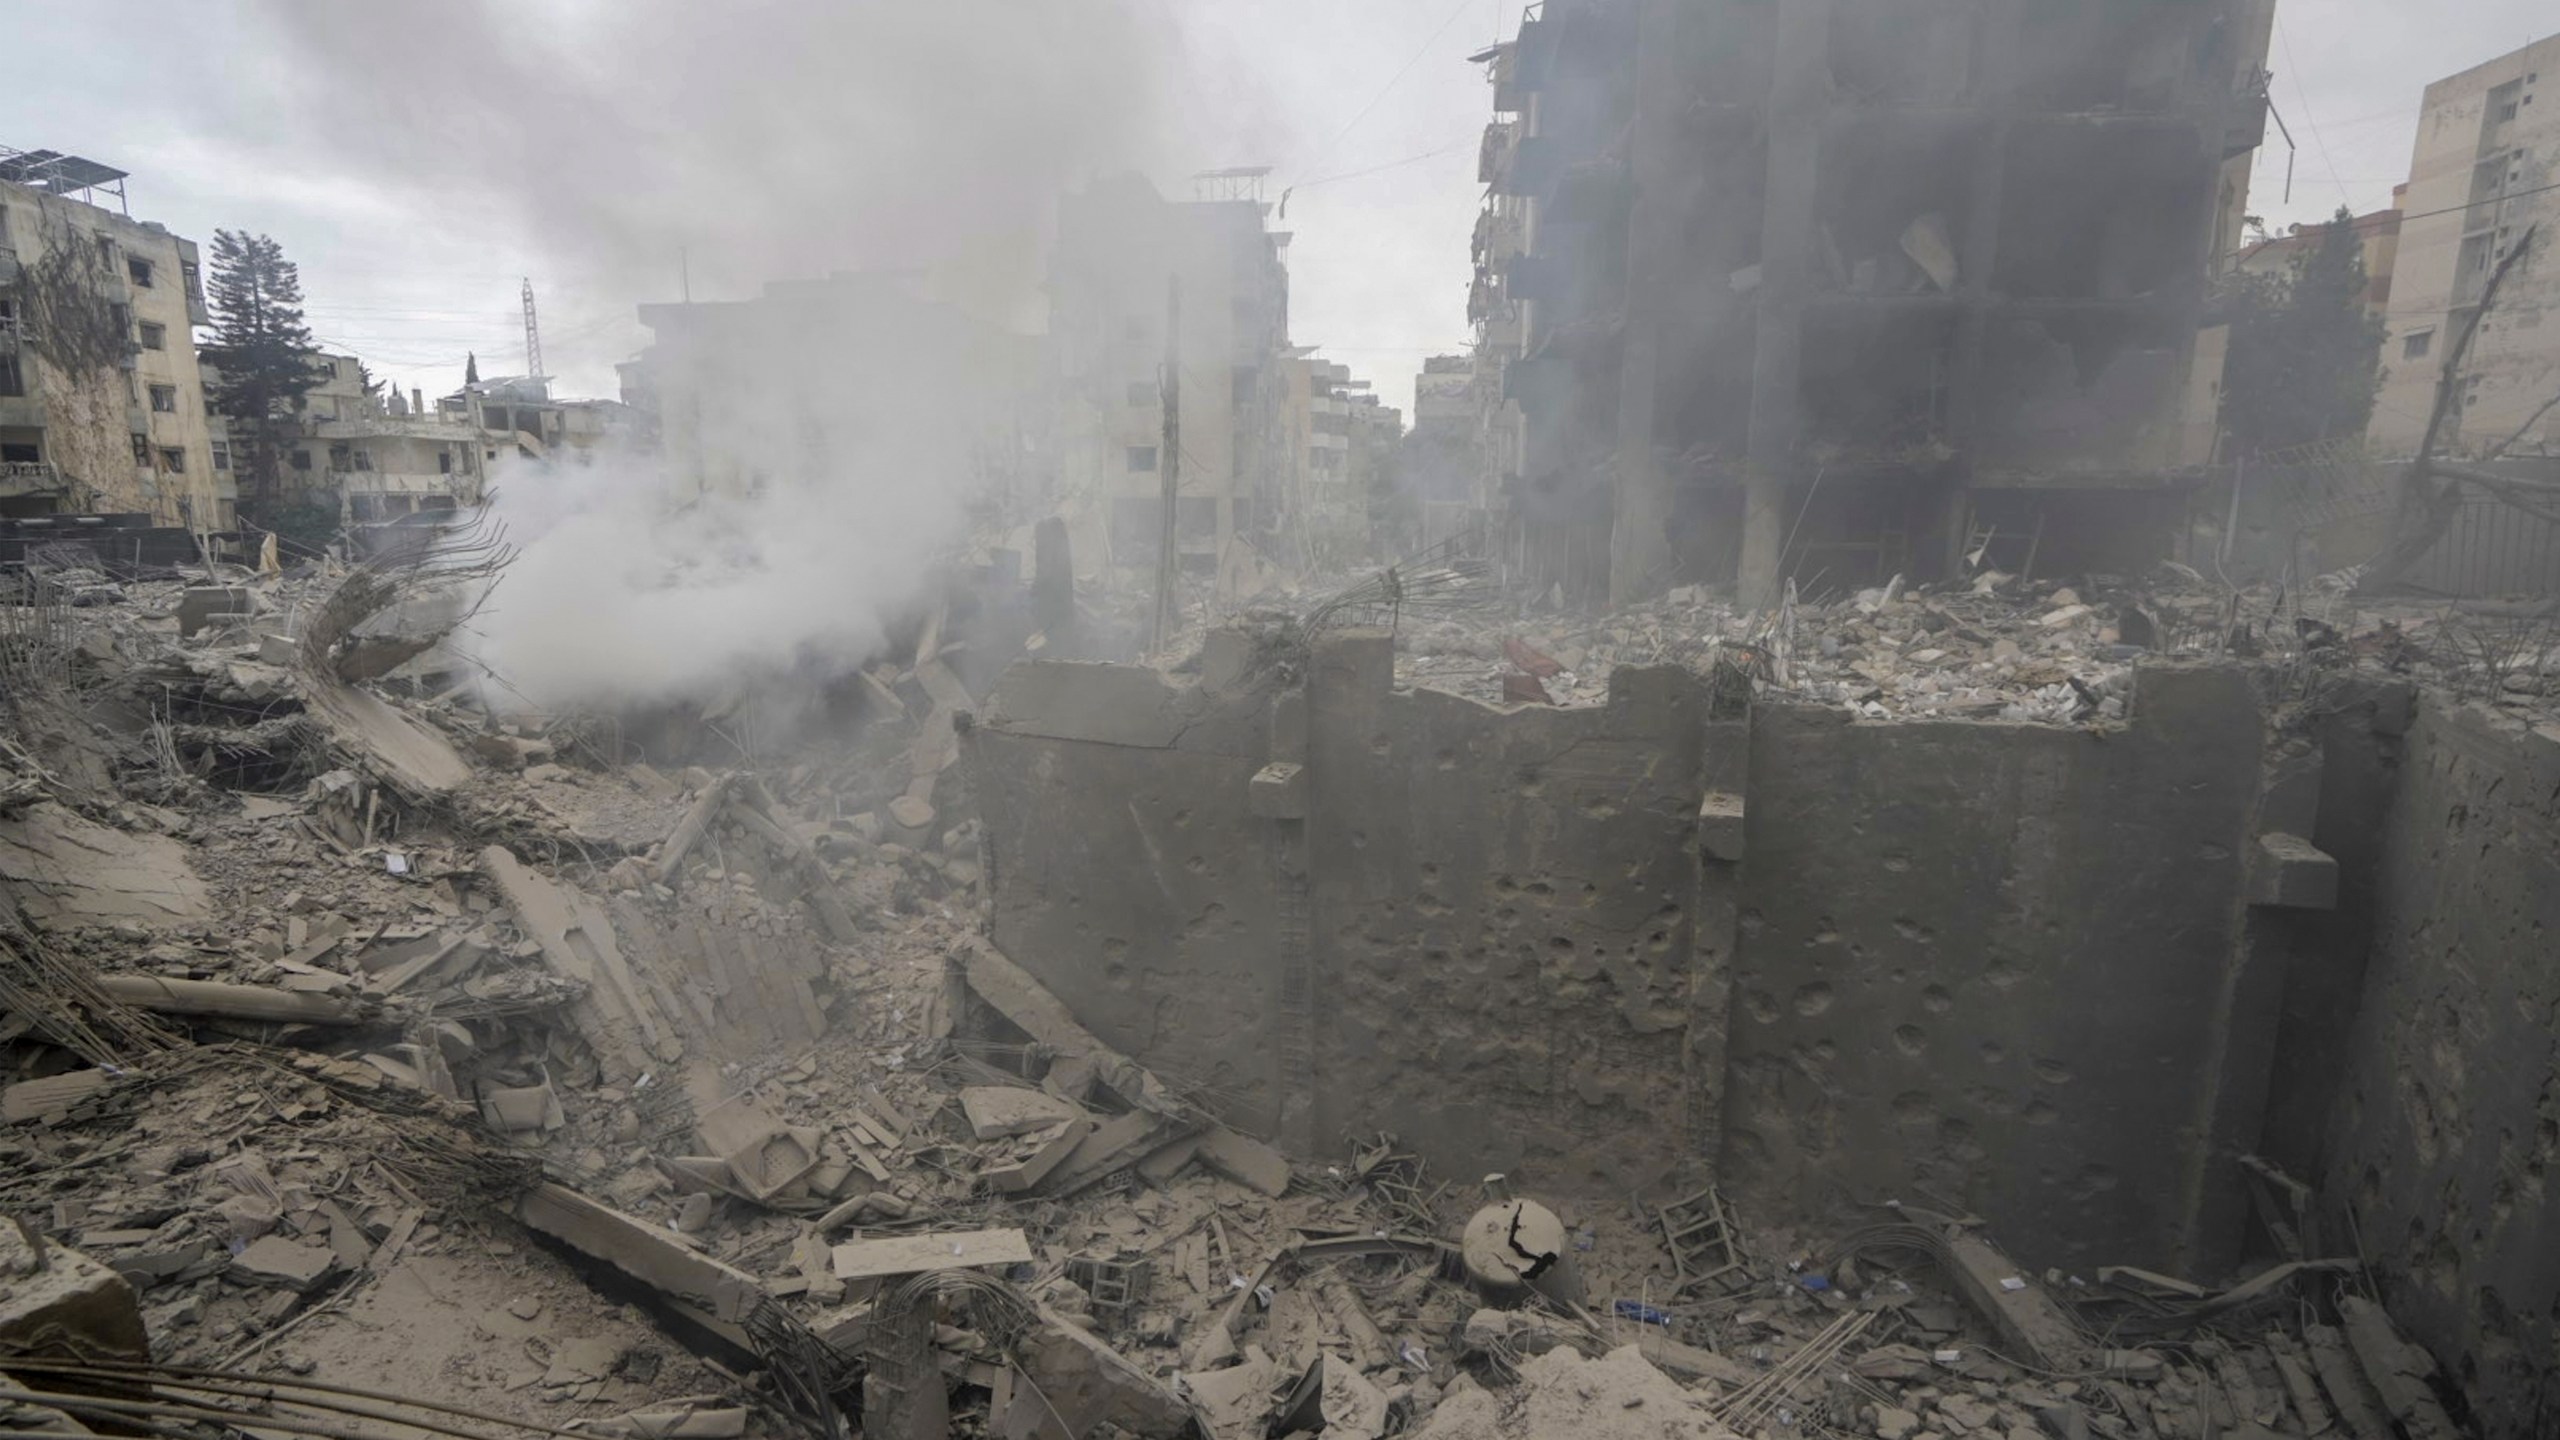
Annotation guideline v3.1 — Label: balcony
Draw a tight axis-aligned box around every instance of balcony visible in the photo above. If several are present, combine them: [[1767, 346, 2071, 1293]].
[[0, 461, 64, 495], [0, 244, 18, 287]]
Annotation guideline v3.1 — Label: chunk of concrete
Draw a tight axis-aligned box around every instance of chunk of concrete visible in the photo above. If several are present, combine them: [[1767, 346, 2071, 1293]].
[[1248, 761, 1307, 820], [228, 1235, 339, 1292], [177, 585, 251, 637], [1008, 1302, 1196, 1438], [0, 1232, 149, 1364], [3, 1070, 114, 1124], [2248, 833, 2339, 910], [1194, 1125, 1291, 1198], [0, 804, 212, 930], [961, 1086, 1084, 1140], [983, 1118, 1094, 1194], [830, 1229, 1032, 1286], [1697, 791, 1746, 862]]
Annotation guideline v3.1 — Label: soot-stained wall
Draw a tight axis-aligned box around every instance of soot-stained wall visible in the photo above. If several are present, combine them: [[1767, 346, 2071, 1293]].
[[1720, 665, 2272, 1276], [970, 661, 1286, 1135], [1303, 633, 1736, 1192], [2321, 706, 2560, 1440]]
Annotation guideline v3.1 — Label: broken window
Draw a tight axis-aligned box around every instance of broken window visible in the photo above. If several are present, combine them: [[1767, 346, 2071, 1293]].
[[130, 433, 150, 465], [139, 321, 165, 350], [159, 446, 184, 473], [95, 236, 114, 265], [149, 384, 177, 413], [211, 441, 230, 472], [329, 443, 354, 473], [438, 449, 453, 474], [109, 303, 130, 337], [290, 448, 313, 472], [1127, 445, 1159, 472], [127, 256, 154, 288], [0, 441, 36, 464], [2403, 330, 2434, 360]]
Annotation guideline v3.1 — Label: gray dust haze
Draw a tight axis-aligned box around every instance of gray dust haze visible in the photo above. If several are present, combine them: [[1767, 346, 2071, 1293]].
[[245, 0, 1226, 714]]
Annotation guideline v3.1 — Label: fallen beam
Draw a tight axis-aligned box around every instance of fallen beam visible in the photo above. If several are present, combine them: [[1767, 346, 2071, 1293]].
[[954, 936, 1174, 1114], [94, 976, 368, 1026], [653, 775, 731, 885], [516, 1182, 765, 1349]]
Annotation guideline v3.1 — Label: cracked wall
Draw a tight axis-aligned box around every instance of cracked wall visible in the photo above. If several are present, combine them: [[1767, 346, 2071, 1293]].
[[2320, 705, 2560, 1440]]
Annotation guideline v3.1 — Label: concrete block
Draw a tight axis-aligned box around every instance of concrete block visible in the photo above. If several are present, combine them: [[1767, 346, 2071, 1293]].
[[1697, 791, 1745, 862], [960, 1087, 1083, 1140], [2249, 833, 2339, 910], [0, 1234, 149, 1363], [830, 1229, 1032, 1285], [177, 586, 250, 637], [984, 1117, 1093, 1194], [257, 632, 299, 665], [228, 1235, 338, 1292], [1248, 761, 1307, 820]]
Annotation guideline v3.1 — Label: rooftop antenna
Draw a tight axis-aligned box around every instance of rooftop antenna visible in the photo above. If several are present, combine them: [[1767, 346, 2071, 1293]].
[[521, 276, 544, 382]]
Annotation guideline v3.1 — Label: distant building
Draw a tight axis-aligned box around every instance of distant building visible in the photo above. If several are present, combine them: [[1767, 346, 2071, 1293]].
[[2232, 191, 2402, 315], [633, 269, 1041, 510], [2372, 39, 2560, 457], [1404, 354, 1481, 548], [1276, 354, 1404, 565], [1467, 0, 2278, 603], [1049, 171, 1291, 574], [0, 146, 222, 525]]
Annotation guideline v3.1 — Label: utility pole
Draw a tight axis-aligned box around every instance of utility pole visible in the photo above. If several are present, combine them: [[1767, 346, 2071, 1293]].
[[1153, 276, 1182, 653], [520, 277, 544, 382]]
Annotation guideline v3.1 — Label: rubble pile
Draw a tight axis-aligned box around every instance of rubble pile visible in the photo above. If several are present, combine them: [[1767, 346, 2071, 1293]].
[[1394, 565, 2560, 728]]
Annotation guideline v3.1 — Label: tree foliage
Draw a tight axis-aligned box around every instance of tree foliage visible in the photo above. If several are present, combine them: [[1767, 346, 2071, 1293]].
[[199, 230, 322, 514], [2220, 208, 2387, 458]]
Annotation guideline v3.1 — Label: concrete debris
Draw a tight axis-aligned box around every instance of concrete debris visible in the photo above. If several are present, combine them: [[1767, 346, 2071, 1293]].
[[1414, 1345, 1735, 1439], [961, 1085, 1085, 1140], [829, 1228, 1033, 1289], [0, 804, 212, 930]]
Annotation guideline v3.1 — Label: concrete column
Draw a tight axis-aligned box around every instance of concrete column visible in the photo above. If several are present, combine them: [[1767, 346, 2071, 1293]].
[[1739, 0, 1833, 609], [1935, 1, 2022, 577]]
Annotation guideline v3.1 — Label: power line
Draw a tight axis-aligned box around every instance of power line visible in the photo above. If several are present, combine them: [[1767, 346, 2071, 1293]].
[[1297, 0, 1480, 180], [2274, 18, 2356, 209]]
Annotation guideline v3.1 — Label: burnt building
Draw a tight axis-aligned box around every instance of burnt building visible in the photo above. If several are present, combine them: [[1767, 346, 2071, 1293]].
[[1470, 0, 2278, 606]]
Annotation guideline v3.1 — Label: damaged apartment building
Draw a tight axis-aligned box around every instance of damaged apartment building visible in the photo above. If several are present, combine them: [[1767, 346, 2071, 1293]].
[[0, 147, 222, 530], [1467, 0, 2277, 605]]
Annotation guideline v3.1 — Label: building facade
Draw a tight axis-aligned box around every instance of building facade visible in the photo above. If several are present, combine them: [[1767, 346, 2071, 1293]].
[[634, 270, 1040, 513], [1273, 354, 1404, 567], [2371, 39, 2560, 458], [0, 148, 222, 525], [1469, 0, 2278, 604], [1049, 172, 1291, 576]]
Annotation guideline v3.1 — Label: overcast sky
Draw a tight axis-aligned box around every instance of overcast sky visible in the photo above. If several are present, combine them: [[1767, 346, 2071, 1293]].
[[3, 2, 2550, 420]]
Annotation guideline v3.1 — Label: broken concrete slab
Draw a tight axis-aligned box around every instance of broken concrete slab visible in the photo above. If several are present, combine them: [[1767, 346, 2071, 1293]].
[[980, 662, 1191, 748], [1005, 1301, 1199, 1438], [1194, 1126, 1291, 1198], [829, 1229, 1032, 1287], [0, 1232, 149, 1364], [516, 1183, 765, 1347], [961, 1086, 1085, 1140], [2, 1070, 114, 1124], [956, 937, 1173, 1114], [1941, 1230, 2092, 1373], [983, 1117, 1093, 1195], [227, 1235, 338, 1292], [482, 845, 676, 1081], [1039, 1109, 1199, 1196], [0, 804, 212, 930]]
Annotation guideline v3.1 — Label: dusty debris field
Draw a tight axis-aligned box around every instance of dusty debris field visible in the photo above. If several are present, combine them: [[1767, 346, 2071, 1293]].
[[0, 550, 2494, 1440]]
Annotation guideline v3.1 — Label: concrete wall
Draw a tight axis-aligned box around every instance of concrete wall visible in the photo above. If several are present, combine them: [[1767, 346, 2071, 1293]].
[[2319, 704, 2560, 1440], [970, 659, 1287, 1135], [970, 640, 2312, 1278], [1304, 633, 1733, 1192], [1723, 668, 2275, 1275]]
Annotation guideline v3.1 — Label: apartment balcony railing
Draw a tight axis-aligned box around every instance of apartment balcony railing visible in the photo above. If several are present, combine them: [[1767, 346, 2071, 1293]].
[[1, 461, 64, 492]]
